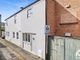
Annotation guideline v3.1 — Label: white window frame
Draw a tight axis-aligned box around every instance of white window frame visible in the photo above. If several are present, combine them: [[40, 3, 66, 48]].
[[23, 33, 31, 42], [27, 8, 32, 18], [14, 15, 16, 24]]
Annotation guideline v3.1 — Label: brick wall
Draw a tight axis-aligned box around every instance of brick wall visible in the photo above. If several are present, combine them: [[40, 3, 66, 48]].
[[47, 0, 80, 37], [47, 0, 57, 35]]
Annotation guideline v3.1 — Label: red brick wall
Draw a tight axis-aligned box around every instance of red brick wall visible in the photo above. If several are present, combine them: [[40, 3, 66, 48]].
[[47, 0, 80, 37], [47, 0, 57, 35]]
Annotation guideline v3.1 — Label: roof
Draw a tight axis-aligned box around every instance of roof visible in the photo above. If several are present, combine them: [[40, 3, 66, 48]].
[[5, 0, 40, 21]]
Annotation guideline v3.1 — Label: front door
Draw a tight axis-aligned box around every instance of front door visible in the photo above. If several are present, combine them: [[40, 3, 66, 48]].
[[23, 33, 31, 51]]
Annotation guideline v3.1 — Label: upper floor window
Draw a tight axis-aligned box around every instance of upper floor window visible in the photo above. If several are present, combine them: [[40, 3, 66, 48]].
[[27, 8, 32, 18], [14, 15, 16, 24]]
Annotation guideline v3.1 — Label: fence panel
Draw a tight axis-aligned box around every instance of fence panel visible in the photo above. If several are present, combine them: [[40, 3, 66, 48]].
[[49, 36, 64, 60], [65, 38, 80, 60], [49, 36, 80, 60]]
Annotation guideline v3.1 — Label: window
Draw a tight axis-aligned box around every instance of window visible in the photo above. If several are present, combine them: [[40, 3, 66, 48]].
[[14, 15, 16, 24], [23, 33, 25, 41], [27, 8, 32, 18], [13, 32, 15, 38], [6, 32, 7, 36], [8, 32, 9, 36], [6, 32, 9, 36], [28, 34, 30, 42], [26, 34, 28, 41], [23, 33, 36, 42], [23, 33, 31, 42], [16, 32, 19, 39]]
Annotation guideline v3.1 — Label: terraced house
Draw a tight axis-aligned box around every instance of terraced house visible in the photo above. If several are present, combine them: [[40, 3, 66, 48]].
[[5, 0, 80, 60], [5, 0, 46, 59]]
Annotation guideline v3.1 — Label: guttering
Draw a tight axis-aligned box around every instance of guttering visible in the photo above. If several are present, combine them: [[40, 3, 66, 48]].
[[5, 0, 40, 21]]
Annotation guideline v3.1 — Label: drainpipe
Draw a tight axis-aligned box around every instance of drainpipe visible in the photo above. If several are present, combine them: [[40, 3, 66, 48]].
[[45, 0, 48, 59], [64, 38, 65, 60], [45, 0, 54, 60], [0, 14, 2, 37], [45, 0, 54, 59], [45, 0, 53, 60]]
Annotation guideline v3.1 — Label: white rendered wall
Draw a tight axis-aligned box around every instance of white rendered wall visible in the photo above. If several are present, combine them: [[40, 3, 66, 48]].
[[21, 0, 46, 59], [5, 0, 46, 59], [5, 12, 22, 47]]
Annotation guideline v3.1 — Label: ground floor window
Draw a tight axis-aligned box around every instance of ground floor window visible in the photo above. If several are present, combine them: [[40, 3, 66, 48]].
[[23, 33, 31, 42], [16, 32, 19, 39], [6, 32, 9, 36], [13, 32, 15, 38], [23, 33, 36, 42]]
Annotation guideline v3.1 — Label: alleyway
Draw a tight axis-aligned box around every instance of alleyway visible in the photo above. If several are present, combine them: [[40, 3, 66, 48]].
[[0, 42, 18, 60], [0, 38, 43, 60]]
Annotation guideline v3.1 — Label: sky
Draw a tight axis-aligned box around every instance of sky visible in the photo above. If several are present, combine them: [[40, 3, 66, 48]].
[[0, 0, 36, 22]]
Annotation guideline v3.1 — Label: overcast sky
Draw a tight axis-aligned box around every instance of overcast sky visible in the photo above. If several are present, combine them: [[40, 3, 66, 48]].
[[0, 0, 36, 22]]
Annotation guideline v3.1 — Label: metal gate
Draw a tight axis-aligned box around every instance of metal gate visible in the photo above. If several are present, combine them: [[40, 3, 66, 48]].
[[48, 36, 80, 60]]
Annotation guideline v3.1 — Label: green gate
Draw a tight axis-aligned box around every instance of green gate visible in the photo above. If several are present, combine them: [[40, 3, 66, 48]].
[[48, 36, 80, 60]]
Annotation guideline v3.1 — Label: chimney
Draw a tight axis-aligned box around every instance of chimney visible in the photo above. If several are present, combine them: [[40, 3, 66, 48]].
[[20, 7, 24, 10]]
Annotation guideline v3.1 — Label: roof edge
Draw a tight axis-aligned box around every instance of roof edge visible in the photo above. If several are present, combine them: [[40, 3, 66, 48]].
[[5, 0, 40, 21]]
